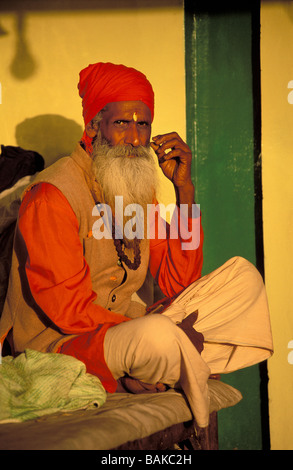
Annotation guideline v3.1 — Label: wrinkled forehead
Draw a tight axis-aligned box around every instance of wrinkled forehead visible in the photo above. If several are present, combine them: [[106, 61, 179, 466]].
[[101, 101, 152, 122]]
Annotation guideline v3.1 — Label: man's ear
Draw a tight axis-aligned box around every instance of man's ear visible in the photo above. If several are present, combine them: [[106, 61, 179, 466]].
[[85, 122, 97, 138]]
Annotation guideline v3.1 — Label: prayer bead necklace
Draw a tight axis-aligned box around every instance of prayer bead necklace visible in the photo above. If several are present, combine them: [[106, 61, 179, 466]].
[[112, 218, 141, 270]]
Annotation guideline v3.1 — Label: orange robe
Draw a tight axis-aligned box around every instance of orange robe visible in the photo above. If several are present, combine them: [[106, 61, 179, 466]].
[[19, 183, 204, 392]]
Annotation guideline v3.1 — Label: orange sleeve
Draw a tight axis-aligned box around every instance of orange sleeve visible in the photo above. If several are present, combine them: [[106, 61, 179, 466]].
[[149, 204, 204, 298], [18, 183, 130, 335]]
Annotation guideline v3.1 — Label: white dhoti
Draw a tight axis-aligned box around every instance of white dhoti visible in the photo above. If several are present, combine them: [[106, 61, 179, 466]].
[[103, 256, 273, 428]]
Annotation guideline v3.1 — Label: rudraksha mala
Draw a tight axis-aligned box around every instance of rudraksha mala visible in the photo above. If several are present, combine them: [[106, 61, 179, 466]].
[[112, 217, 141, 270]]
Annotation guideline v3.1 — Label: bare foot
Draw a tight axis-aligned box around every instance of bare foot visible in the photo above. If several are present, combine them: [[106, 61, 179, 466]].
[[116, 376, 168, 394]]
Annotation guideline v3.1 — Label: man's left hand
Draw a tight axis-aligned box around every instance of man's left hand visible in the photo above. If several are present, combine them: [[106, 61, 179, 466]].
[[151, 132, 193, 190]]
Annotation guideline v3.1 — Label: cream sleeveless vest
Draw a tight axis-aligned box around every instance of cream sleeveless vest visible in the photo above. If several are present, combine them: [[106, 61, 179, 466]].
[[0, 144, 151, 355]]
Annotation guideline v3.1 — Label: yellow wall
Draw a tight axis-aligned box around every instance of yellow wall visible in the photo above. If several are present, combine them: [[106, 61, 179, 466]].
[[4, 2, 291, 450], [0, 2, 185, 206], [261, 1, 293, 450]]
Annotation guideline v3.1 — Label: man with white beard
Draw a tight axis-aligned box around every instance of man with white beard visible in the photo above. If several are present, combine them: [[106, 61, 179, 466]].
[[0, 63, 273, 428]]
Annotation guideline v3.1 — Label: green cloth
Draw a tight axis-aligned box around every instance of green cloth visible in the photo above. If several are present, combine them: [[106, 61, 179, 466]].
[[0, 349, 107, 423]]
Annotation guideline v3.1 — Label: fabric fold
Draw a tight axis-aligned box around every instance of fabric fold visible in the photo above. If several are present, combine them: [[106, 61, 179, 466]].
[[0, 349, 106, 423]]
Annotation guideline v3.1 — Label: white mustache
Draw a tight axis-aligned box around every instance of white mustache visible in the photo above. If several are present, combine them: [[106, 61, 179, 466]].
[[94, 142, 152, 160]]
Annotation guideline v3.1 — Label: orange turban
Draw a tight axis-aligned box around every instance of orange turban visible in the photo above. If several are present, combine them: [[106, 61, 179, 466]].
[[78, 62, 154, 154], [78, 62, 155, 126]]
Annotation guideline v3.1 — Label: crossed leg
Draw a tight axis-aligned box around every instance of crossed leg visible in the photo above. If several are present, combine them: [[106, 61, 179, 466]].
[[103, 256, 273, 427], [103, 313, 211, 427]]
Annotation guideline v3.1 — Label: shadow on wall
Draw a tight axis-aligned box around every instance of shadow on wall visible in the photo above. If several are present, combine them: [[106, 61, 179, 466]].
[[1, 0, 184, 81], [10, 12, 37, 80], [15, 114, 83, 167]]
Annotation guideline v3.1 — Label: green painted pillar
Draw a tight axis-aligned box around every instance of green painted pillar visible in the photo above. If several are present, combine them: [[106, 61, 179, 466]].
[[184, 1, 268, 450]]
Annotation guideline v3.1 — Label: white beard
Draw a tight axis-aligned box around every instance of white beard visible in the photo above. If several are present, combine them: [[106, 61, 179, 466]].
[[92, 140, 159, 244], [92, 141, 158, 212]]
